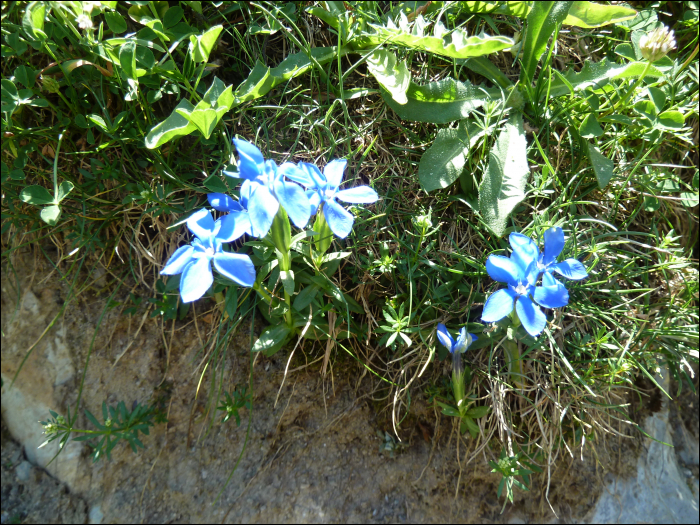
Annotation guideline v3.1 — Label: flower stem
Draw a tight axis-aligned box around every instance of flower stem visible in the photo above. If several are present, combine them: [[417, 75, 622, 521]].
[[270, 208, 293, 326], [452, 352, 466, 416]]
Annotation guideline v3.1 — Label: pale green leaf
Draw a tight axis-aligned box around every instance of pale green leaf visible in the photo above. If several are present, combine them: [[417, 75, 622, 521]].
[[22, 1, 47, 41], [145, 99, 197, 148], [478, 113, 529, 237], [548, 59, 663, 98], [252, 325, 292, 357], [189, 25, 223, 63], [587, 142, 614, 189], [367, 49, 410, 105], [521, 1, 573, 84], [419, 121, 485, 192], [56, 181, 74, 203], [279, 270, 295, 296], [40, 205, 61, 225], [383, 78, 497, 124], [580, 113, 604, 138], [20, 185, 54, 205], [562, 2, 637, 28]]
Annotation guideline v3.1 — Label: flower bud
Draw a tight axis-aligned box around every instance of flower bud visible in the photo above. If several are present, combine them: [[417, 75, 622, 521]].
[[41, 76, 61, 94], [639, 26, 676, 63]]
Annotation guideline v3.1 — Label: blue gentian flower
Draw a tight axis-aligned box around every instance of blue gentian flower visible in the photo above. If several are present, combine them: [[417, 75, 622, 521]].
[[223, 139, 310, 238], [161, 209, 256, 303], [436, 323, 477, 354], [285, 159, 378, 239]]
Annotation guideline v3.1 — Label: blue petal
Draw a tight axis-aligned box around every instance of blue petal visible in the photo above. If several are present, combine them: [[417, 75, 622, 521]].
[[509, 232, 539, 272], [280, 162, 313, 187], [180, 257, 213, 303], [454, 327, 469, 353], [300, 162, 325, 190], [543, 227, 565, 266], [335, 186, 379, 204], [186, 209, 216, 241], [553, 259, 588, 280], [515, 296, 547, 336], [469, 333, 478, 343], [524, 260, 541, 288], [248, 185, 279, 238], [534, 272, 569, 308], [323, 159, 347, 190], [208, 193, 242, 212], [161, 245, 194, 275], [239, 180, 254, 209], [323, 199, 354, 239], [485, 255, 520, 285], [307, 190, 321, 215], [436, 323, 454, 351], [213, 252, 256, 287], [217, 213, 251, 242], [482, 288, 517, 322], [233, 138, 264, 180], [274, 179, 311, 229]]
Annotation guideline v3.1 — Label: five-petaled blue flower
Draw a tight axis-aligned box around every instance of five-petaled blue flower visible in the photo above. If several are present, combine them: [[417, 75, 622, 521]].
[[482, 228, 588, 336], [161, 209, 256, 303], [224, 139, 310, 238], [285, 159, 379, 239], [436, 323, 478, 354]]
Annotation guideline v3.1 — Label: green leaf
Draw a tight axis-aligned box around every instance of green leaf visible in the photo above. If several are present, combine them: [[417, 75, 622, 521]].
[[579, 113, 604, 138], [462, 416, 480, 437], [252, 324, 292, 357], [562, 1, 637, 28], [419, 121, 486, 192], [163, 6, 184, 28], [104, 11, 127, 34], [40, 205, 62, 225], [23, 1, 47, 41], [145, 99, 197, 148], [357, 14, 513, 60], [119, 41, 138, 81], [189, 25, 223, 63], [56, 181, 74, 203], [548, 59, 662, 98], [177, 107, 217, 138], [14, 65, 35, 88], [657, 110, 684, 129], [293, 284, 320, 312], [460, 56, 513, 89], [680, 192, 699, 208], [1, 79, 19, 114], [437, 402, 460, 417], [305, 6, 340, 29], [382, 78, 496, 124], [203, 174, 228, 193], [521, 1, 573, 84], [478, 113, 529, 237], [587, 142, 614, 189], [367, 49, 410, 105], [465, 406, 490, 418], [20, 185, 54, 205], [279, 270, 295, 296]]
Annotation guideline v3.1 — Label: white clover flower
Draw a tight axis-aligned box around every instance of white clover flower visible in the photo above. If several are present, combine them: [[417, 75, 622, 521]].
[[76, 13, 93, 30], [639, 26, 676, 63]]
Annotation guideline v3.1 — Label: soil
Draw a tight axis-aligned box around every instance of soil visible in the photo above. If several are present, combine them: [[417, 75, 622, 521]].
[[0, 251, 669, 523]]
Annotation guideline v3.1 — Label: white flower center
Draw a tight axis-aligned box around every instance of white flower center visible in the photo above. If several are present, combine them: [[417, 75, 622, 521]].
[[515, 283, 528, 296], [324, 188, 336, 200], [205, 247, 215, 257]]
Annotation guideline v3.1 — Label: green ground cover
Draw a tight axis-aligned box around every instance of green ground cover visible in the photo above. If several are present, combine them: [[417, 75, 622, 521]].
[[2, 0, 698, 508]]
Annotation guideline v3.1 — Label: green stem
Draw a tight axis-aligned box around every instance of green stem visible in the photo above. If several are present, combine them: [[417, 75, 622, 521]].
[[269, 208, 293, 326], [505, 311, 525, 388], [52, 131, 67, 199], [452, 352, 466, 416]]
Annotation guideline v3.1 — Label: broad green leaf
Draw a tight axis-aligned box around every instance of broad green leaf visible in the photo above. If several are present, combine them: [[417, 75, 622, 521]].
[[56, 181, 74, 203], [587, 142, 614, 189], [20, 185, 54, 205], [521, 1, 573, 84], [293, 284, 320, 312], [40, 205, 62, 225], [104, 11, 127, 33], [579, 113, 603, 138], [252, 324, 292, 357], [6, 33, 28, 55], [163, 6, 184, 28], [456, 1, 531, 17], [1, 79, 19, 114], [22, 2, 47, 41], [382, 78, 497, 124], [562, 2, 637, 28], [548, 59, 662, 98], [119, 41, 137, 81], [189, 25, 223, 63], [367, 49, 410, 105], [357, 14, 513, 60], [657, 110, 684, 129], [418, 121, 485, 192], [178, 108, 217, 138], [465, 406, 490, 418], [203, 174, 228, 193], [145, 99, 197, 148], [680, 192, 699, 208], [460, 56, 513, 89], [14, 65, 35, 88], [478, 113, 529, 237], [305, 6, 340, 29], [279, 270, 295, 296]]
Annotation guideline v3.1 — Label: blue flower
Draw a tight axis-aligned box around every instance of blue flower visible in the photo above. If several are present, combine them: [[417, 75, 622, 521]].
[[223, 139, 310, 238], [285, 159, 378, 239], [161, 209, 256, 303], [537, 227, 588, 281], [207, 184, 254, 240], [436, 323, 477, 354]]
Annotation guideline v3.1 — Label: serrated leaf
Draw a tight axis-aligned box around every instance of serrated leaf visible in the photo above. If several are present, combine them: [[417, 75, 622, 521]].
[[587, 142, 614, 189], [579, 113, 604, 138], [145, 99, 197, 148], [478, 113, 529, 237], [358, 15, 513, 60], [521, 1, 573, 85], [562, 1, 637, 28], [419, 121, 486, 192], [252, 324, 292, 357], [383, 78, 496, 124], [548, 59, 663, 98], [367, 49, 410, 105], [20, 185, 54, 205]]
